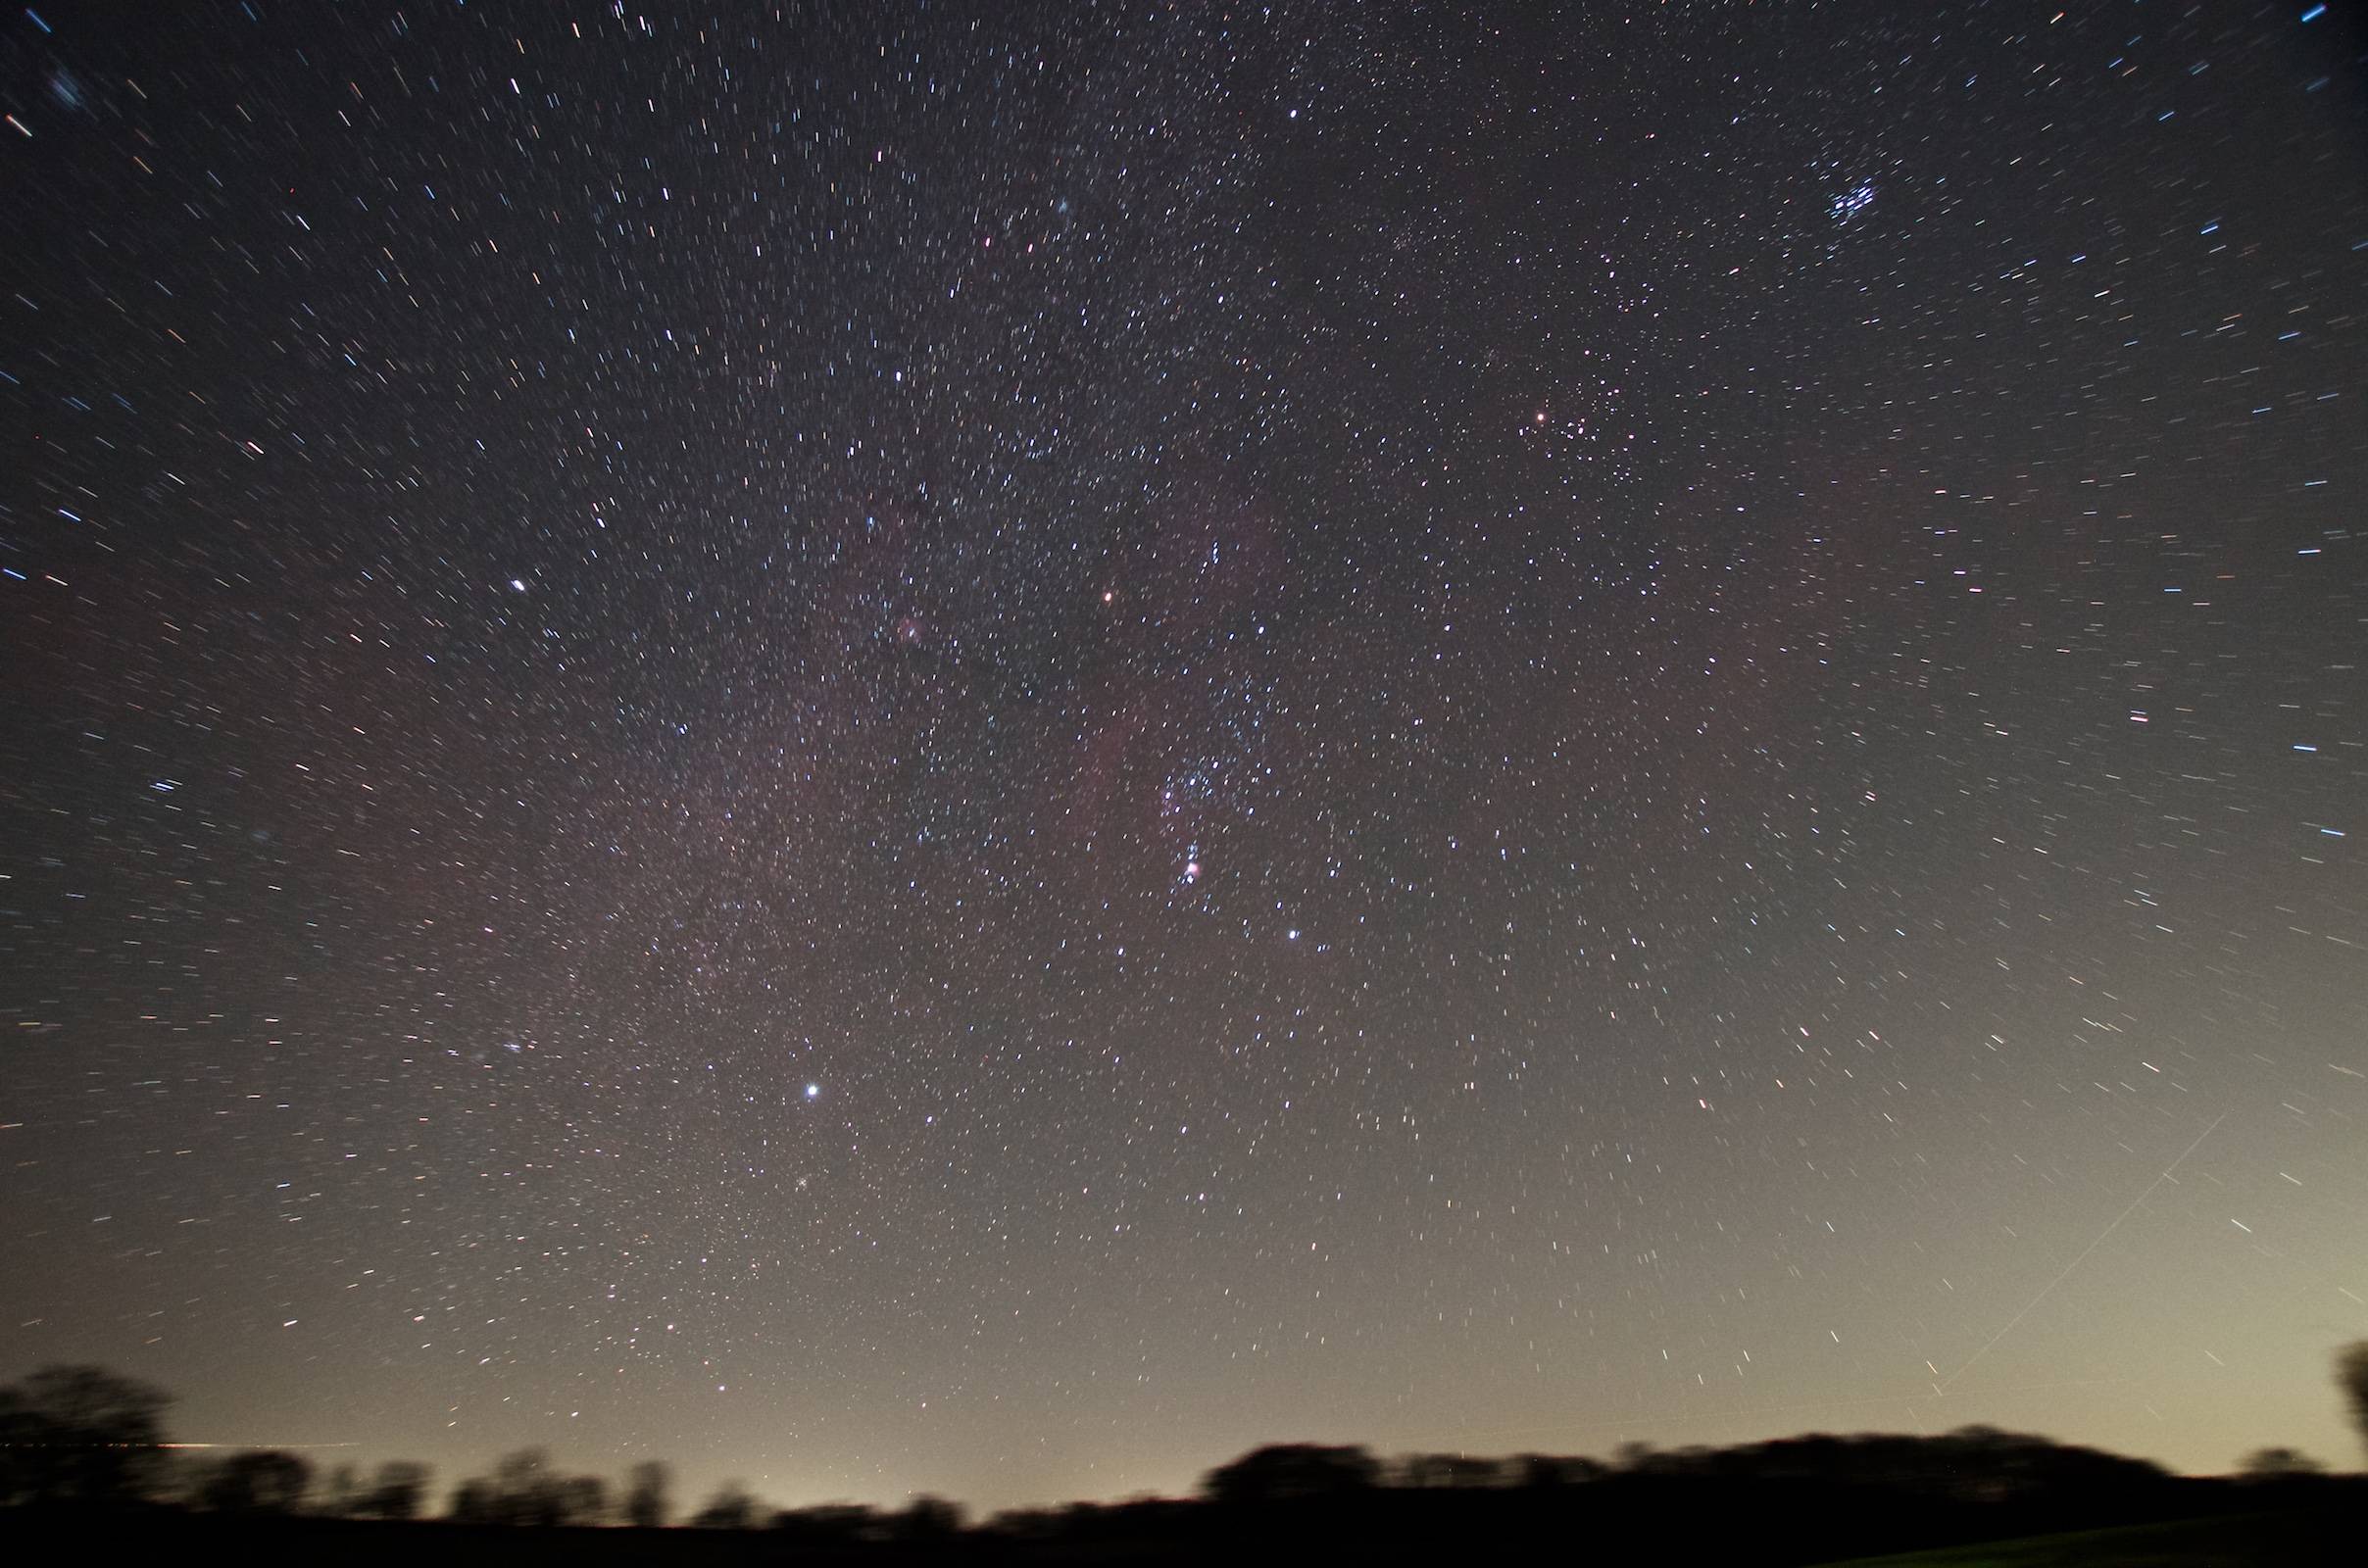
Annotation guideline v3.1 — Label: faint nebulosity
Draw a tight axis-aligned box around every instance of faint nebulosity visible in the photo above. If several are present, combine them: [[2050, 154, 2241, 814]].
[[1, 0, 2363, 1510]]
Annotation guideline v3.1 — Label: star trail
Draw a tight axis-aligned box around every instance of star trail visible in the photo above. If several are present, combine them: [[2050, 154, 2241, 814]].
[[2, 0, 2364, 1514]]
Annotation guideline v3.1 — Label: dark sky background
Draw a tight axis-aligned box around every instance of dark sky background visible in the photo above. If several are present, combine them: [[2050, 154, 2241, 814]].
[[4, 0, 2366, 1515]]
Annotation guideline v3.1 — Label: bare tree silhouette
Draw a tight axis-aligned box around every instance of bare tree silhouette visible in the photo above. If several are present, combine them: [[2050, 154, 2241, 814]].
[[0, 1364, 172, 1506]]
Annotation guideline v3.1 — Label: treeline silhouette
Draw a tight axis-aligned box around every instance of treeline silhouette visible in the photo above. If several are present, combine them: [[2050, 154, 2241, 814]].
[[4, 1347, 2364, 1564]]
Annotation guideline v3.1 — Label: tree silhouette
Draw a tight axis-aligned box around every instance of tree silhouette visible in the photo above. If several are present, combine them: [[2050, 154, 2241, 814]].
[[2239, 1446, 2323, 1479], [771, 1502, 879, 1544], [1514, 1452, 1607, 1488], [1396, 1451, 1506, 1488], [198, 1449, 312, 1514], [493, 1448, 557, 1525], [2339, 1341, 2368, 1465], [362, 1459, 431, 1520], [892, 1494, 965, 1542], [558, 1472, 610, 1526], [0, 1364, 172, 1506], [448, 1477, 497, 1525], [624, 1458, 672, 1528], [447, 1447, 606, 1525], [320, 1463, 361, 1516], [690, 1480, 759, 1529], [1202, 1443, 1381, 1505]]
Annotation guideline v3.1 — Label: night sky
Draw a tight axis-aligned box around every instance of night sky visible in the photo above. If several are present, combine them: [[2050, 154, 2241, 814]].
[[4, 0, 2366, 1515]]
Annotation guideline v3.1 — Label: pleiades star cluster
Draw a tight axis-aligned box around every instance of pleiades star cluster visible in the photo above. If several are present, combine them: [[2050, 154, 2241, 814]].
[[2, 0, 2363, 1512]]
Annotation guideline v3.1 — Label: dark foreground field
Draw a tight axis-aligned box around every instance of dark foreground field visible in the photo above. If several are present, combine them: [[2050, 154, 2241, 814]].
[[6, 1482, 2360, 1568], [1814, 1509, 2359, 1567]]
